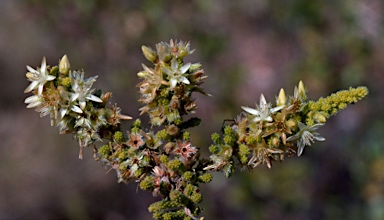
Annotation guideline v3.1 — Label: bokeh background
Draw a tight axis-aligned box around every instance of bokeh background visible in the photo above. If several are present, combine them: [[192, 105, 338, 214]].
[[1, 0, 383, 219]]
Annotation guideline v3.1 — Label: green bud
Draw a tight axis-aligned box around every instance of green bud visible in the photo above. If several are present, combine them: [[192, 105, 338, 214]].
[[168, 159, 183, 171], [113, 131, 125, 143], [141, 45, 158, 63], [211, 133, 221, 144], [160, 154, 169, 163], [182, 132, 190, 140], [198, 173, 212, 183], [59, 54, 70, 75], [50, 66, 59, 78], [183, 171, 194, 181], [189, 63, 202, 72], [118, 151, 127, 160], [191, 192, 202, 203], [139, 176, 154, 191], [277, 88, 286, 106], [209, 145, 220, 154], [239, 144, 250, 156], [137, 71, 149, 78], [98, 144, 111, 157], [298, 80, 307, 100]]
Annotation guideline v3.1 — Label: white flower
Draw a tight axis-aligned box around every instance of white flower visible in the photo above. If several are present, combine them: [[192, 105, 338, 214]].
[[286, 122, 325, 156], [24, 95, 44, 108], [241, 94, 284, 123], [59, 90, 83, 118], [70, 71, 103, 110], [163, 58, 191, 89], [24, 57, 56, 96]]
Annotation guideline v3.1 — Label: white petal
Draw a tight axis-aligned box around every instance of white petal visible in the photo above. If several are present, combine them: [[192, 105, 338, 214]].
[[71, 105, 83, 114], [309, 123, 324, 131], [180, 63, 191, 73], [46, 75, 56, 81], [264, 116, 273, 122], [241, 106, 260, 115], [171, 58, 178, 70], [252, 117, 262, 123], [286, 133, 300, 142], [259, 94, 267, 106], [180, 77, 190, 85], [163, 68, 172, 77], [60, 108, 68, 118], [37, 84, 44, 96], [297, 122, 306, 130], [71, 93, 79, 102], [297, 141, 305, 156], [170, 78, 177, 88], [41, 57, 47, 72], [27, 101, 41, 108], [26, 65, 37, 74], [270, 105, 284, 113], [79, 100, 86, 110], [313, 133, 325, 141], [24, 95, 39, 103], [86, 94, 103, 103], [24, 81, 39, 93]]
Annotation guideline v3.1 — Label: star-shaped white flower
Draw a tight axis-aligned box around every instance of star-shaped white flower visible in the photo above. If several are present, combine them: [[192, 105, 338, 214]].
[[163, 58, 191, 89], [59, 89, 84, 118], [286, 122, 325, 156], [24, 57, 56, 96], [70, 71, 103, 110], [241, 94, 284, 123]]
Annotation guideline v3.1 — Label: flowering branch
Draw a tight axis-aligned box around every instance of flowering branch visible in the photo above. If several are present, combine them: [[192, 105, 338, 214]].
[[23, 40, 368, 220]]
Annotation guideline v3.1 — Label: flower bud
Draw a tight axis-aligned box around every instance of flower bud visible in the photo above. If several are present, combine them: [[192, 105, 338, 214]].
[[189, 63, 202, 72], [298, 80, 307, 100], [166, 125, 179, 136], [271, 136, 280, 147], [102, 92, 112, 102], [277, 88, 286, 106], [156, 43, 172, 62], [313, 112, 327, 123], [137, 71, 149, 78], [141, 45, 158, 63], [286, 119, 297, 130], [59, 54, 70, 75]]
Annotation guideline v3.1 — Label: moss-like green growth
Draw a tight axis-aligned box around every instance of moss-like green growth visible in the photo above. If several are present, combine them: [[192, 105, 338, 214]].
[[113, 131, 125, 143], [98, 144, 111, 157], [198, 173, 212, 183]]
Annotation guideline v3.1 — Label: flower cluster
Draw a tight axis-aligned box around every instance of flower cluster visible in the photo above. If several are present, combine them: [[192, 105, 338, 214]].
[[24, 55, 132, 159], [205, 81, 369, 177], [24, 40, 368, 220]]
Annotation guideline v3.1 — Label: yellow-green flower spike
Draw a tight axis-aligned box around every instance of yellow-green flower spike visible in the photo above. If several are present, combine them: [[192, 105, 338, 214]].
[[307, 86, 368, 118]]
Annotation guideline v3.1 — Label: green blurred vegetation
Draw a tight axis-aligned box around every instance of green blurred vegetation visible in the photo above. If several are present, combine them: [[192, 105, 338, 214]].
[[0, 0, 383, 219]]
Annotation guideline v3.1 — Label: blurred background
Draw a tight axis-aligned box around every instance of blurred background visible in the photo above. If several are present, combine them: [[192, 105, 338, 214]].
[[1, 0, 383, 219]]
